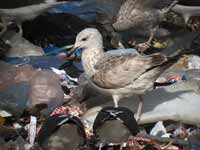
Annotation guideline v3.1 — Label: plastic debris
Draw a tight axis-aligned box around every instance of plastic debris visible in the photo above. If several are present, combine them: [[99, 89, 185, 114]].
[[154, 74, 187, 87], [0, 82, 29, 118], [27, 116, 37, 146], [0, 116, 5, 127], [150, 121, 171, 138], [0, 111, 12, 117], [29, 70, 64, 113], [188, 55, 200, 69]]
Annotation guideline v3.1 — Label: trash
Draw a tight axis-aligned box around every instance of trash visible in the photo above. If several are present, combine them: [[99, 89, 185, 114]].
[[51, 67, 78, 86], [82, 81, 200, 127], [154, 74, 187, 87], [0, 82, 29, 118], [4, 56, 68, 70], [0, 38, 11, 58], [188, 55, 200, 69], [28, 70, 64, 113], [15, 65, 35, 83], [0, 61, 17, 91], [48, 1, 97, 21], [26, 116, 37, 147], [0, 1, 200, 150], [150, 121, 171, 138], [37, 114, 86, 150], [93, 107, 139, 144], [0, 111, 12, 117], [1, 31, 44, 57], [0, 116, 5, 127], [22, 12, 92, 48]]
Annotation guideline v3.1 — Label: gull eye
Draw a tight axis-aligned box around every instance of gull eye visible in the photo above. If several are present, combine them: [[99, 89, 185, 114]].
[[81, 36, 89, 41], [82, 38, 87, 41]]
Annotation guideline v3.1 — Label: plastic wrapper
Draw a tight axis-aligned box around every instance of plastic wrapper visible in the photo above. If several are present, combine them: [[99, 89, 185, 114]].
[[28, 70, 64, 112], [2, 31, 44, 57], [4, 56, 68, 70], [15, 65, 36, 83], [0, 82, 29, 118], [0, 61, 16, 90]]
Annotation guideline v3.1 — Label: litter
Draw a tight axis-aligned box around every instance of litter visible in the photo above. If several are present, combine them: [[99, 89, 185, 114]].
[[0, 1, 200, 150]]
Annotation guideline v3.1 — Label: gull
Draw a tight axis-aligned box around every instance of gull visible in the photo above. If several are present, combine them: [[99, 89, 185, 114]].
[[0, 0, 68, 35], [68, 28, 168, 121], [82, 0, 178, 51], [171, 4, 200, 24]]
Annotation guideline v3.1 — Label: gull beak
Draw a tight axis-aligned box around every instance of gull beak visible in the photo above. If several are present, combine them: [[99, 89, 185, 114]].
[[66, 45, 79, 57], [62, 45, 81, 61], [56, 44, 78, 59]]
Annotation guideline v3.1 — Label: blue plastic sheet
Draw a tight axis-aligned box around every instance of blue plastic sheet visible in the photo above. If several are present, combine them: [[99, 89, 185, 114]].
[[3, 56, 68, 69], [0, 82, 29, 118], [49, 1, 97, 21]]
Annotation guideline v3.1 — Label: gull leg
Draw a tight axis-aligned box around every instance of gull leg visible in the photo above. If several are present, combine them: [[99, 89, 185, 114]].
[[18, 24, 23, 36], [111, 32, 125, 49], [137, 31, 154, 54], [136, 95, 144, 122], [0, 18, 7, 36], [112, 95, 121, 108]]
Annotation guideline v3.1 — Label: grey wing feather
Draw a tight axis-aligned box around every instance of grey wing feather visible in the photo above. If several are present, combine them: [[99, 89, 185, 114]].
[[92, 53, 167, 89], [84, 0, 125, 23], [139, 0, 177, 9]]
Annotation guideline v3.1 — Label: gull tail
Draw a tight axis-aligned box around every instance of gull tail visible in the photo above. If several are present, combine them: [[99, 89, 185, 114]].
[[149, 53, 168, 67], [160, 48, 194, 71]]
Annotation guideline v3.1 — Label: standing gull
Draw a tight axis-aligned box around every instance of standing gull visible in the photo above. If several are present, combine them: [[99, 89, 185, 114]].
[[84, 0, 178, 51], [0, 0, 68, 35], [68, 28, 168, 121]]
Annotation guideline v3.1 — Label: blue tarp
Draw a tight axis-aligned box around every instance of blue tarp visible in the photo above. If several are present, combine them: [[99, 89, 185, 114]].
[[49, 1, 97, 21]]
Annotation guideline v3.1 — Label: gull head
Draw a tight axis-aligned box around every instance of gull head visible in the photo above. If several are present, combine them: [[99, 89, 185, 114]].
[[72, 28, 104, 51]]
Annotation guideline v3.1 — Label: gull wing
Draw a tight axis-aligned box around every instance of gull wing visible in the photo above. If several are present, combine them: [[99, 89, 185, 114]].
[[92, 53, 167, 89], [137, 0, 177, 9]]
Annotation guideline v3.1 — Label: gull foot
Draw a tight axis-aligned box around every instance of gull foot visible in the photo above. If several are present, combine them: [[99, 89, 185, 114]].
[[136, 42, 151, 54]]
